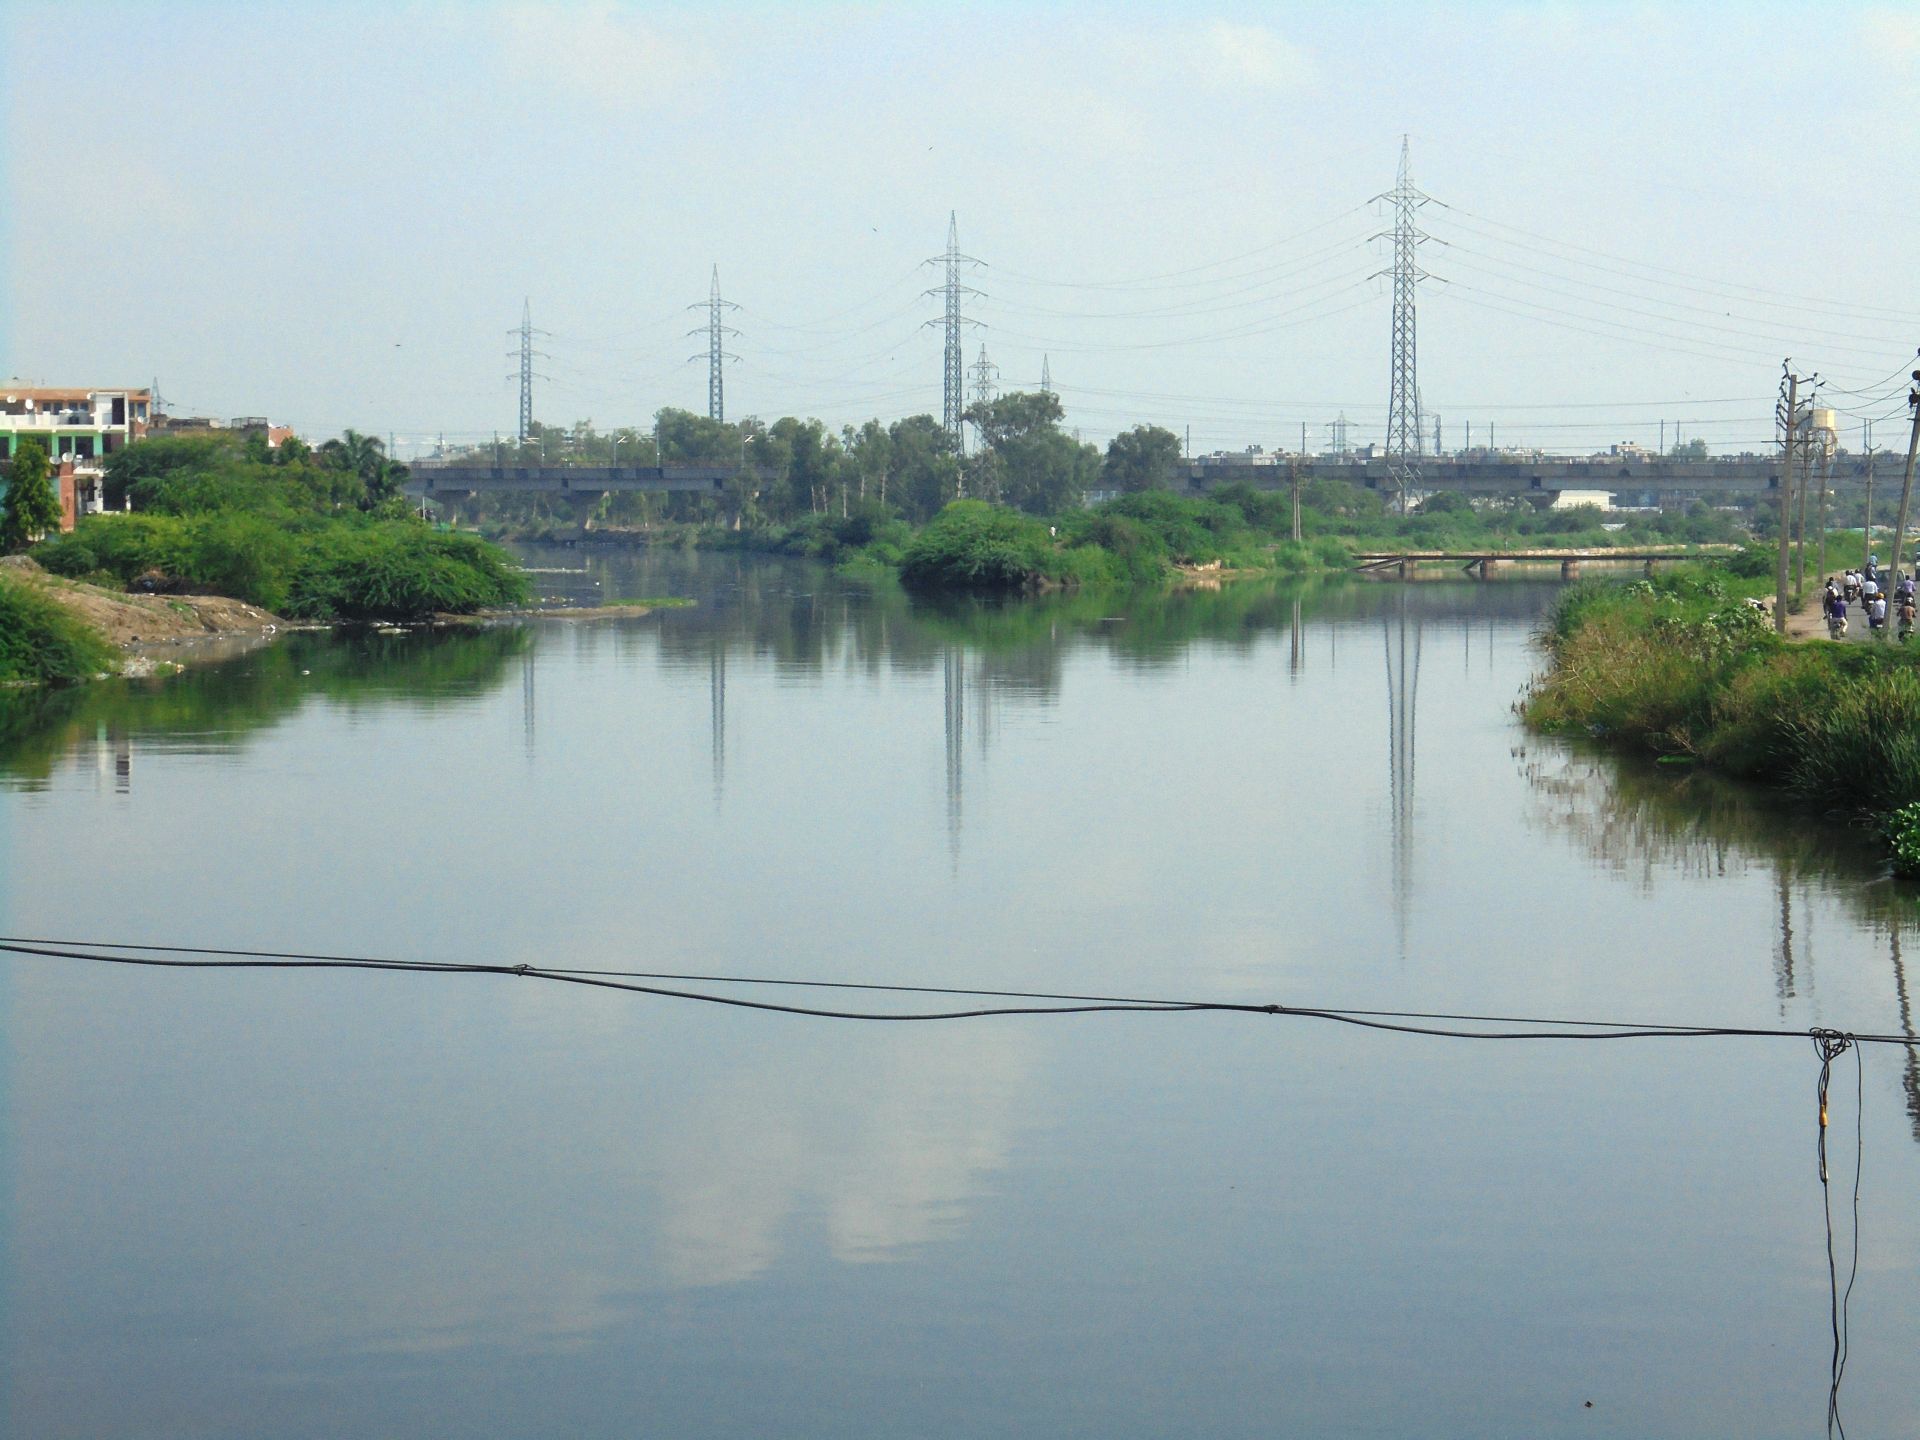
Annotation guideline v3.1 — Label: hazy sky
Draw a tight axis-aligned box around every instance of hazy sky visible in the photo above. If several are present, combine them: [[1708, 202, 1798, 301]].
[[5, 2, 1916, 457]]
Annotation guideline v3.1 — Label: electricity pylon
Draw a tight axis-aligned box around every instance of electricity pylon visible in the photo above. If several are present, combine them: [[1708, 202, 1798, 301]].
[[1374, 137, 1429, 511], [924, 212, 984, 453], [687, 265, 741, 422]]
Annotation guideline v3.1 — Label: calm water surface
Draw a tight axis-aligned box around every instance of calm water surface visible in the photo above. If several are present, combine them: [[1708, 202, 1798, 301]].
[[3, 550, 1917, 1438]]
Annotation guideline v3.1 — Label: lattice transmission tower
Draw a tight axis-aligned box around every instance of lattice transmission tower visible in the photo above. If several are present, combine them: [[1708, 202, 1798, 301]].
[[1375, 137, 1429, 505], [687, 265, 741, 422], [969, 344, 999, 409], [924, 212, 984, 452], [1040, 354, 1053, 398], [507, 298, 551, 446]]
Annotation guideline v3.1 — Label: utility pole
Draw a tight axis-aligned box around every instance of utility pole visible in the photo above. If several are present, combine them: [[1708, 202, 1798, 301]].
[[1795, 388, 1817, 597], [507, 299, 550, 447], [1864, 420, 1876, 572], [1815, 424, 1834, 589], [687, 265, 740, 422], [1289, 455, 1302, 543], [1774, 366, 1799, 634], [924, 212, 984, 454], [1888, 369, 1920, 615], [1433, 413, 1441, 454], [1375, 136, 1428, 513]]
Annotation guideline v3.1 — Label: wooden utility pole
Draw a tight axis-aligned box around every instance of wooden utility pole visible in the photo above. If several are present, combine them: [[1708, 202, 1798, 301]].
[[1887, 373, 1920, 624], [1774, 368, 1798, 634], [1289, 457, 1302, 543]]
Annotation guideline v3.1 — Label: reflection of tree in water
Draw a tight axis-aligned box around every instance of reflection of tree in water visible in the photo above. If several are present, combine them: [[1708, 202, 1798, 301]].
[[1519, 742, 1920, 1141], [0, 628, 529, 792]]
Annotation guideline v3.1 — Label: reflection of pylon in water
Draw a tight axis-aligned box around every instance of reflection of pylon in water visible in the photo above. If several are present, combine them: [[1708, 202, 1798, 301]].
[[1891, 928, 1920, 1143], [1289, 597, 1304, 678], [1382, 592, 1421, 953], [709, 642, 726, 809], [1775, 871, 1797, 1005], [521, 652, 536, 756], [944, 647, 965, 863]]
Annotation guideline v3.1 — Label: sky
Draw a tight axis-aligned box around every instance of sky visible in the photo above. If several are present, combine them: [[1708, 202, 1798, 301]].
[[4, 1, 1917, 459]]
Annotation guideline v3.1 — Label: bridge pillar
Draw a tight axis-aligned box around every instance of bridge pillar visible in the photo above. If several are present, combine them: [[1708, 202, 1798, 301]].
[[1562, 559, 1580, 579], [1398, 559, 1413, 579], [1477, 557, 1497, 579], [1644, 559, 1656, 578]]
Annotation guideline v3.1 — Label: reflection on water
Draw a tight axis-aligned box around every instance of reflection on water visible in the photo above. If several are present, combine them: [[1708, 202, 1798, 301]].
[[0, 628, 530, 793], [1520, 743, 1920, 1138], [5, 549, 1920, 1439], [1384, 591, 1422, 954]]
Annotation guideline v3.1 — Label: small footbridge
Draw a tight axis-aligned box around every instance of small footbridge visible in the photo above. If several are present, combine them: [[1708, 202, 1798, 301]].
[[1353, 546, 1740, 578]]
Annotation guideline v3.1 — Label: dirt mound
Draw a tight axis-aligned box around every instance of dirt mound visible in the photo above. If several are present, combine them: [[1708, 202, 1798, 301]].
[[0, 555, 286, 648]]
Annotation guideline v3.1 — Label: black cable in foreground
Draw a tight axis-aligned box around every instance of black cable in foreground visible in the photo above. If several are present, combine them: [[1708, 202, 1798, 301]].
[[3, 936, 1919, 1045], [1812, 1030, 1865, 1440]]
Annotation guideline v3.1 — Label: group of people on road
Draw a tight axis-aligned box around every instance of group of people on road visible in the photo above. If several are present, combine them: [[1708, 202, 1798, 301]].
[[1826, 556, 1917, 640]]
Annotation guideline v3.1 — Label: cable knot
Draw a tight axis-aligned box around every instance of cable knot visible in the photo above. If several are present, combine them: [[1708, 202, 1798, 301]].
[[513, 963, 532, 977]]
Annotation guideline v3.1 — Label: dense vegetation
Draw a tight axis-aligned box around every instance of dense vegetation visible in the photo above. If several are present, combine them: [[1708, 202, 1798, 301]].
[[28, 432, 527, 621], [441, 394, 1753, 597], [0, 571, 119, 685], [1526, 563, 1920, 862]]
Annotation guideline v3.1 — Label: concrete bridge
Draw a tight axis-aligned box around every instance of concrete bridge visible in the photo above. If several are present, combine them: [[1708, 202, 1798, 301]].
[[1185, 454, 1893, 501], [406, 453, 1891, 505], [402, 462, 761, 497]]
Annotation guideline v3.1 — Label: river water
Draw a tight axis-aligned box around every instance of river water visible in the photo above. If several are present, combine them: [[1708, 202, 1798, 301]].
[[2, 549, 1917, 1438]]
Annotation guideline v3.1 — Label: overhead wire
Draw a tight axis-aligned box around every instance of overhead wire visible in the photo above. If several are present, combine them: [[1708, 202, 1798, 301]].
[[5, 938, 1919, 1045]]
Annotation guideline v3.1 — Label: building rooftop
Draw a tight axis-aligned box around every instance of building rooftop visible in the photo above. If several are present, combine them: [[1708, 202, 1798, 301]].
[[1, 384, 152, 403]]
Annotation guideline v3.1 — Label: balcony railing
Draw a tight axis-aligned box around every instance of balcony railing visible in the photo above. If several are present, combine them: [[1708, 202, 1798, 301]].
[[0, 411, 117, 431]]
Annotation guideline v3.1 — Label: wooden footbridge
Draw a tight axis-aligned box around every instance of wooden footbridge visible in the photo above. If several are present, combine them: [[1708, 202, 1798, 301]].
[[1353, 546, 1740, 578]]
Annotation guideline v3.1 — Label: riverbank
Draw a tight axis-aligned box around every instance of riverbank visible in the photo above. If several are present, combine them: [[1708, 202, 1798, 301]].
[[0, 557, 287, 685], [1525, 562, 1920, 868]]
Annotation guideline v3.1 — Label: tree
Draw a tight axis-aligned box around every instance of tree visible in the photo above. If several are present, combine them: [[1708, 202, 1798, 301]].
[[961, 391, 1101, 516], [1103, 425, 1182, 494], [1669, 438, 1710, 462], [1, 438, 63, 549], [887, 415, 961, 522]]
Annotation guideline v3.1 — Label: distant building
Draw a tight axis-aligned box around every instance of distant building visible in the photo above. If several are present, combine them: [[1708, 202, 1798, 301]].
[[0, 383, 154, 520], [1552, 488, 1616, 511]]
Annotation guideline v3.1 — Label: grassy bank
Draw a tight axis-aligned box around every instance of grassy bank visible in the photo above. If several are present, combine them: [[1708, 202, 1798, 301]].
[[1526, 562, 1920, 868], [0, 572, 119, 685]]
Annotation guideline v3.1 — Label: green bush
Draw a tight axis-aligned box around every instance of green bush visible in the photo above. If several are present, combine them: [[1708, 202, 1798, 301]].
[[1887, 803, 1920, 877], [286, 525, 529, 621], [899, 501, 1060, 593], [0, 574, 117, 684], [34, 512, 527, 622]]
